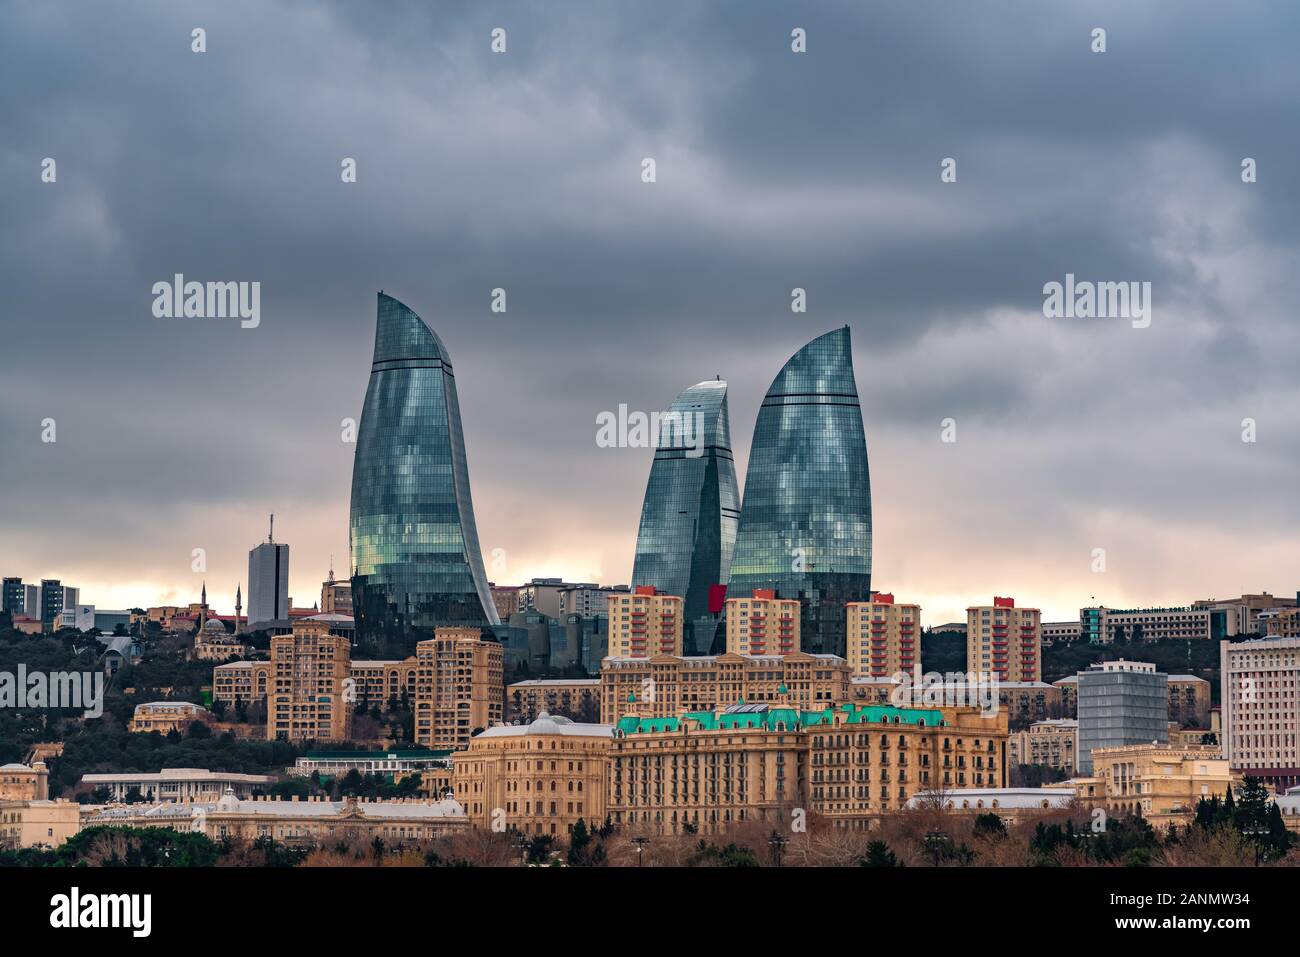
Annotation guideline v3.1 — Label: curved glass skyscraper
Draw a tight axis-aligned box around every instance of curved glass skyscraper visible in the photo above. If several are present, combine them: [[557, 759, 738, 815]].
[[726, 327, 872, 657], [630, 380, 740, 652], [350, 293, 499, 653]]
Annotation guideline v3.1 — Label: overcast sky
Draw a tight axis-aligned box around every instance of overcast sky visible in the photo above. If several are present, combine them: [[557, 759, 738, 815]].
[[2, 1, 1298, 625]]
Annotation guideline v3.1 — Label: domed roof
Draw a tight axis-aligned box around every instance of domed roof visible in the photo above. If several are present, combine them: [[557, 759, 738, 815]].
[[203, 618, 227, 632], [528, 711, 560, 735]]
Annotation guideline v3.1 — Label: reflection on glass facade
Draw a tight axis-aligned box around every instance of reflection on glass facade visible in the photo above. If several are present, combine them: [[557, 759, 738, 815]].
[[350, 293, 499, 652], [630, 380, 740, 653], [726, 327, 872, 657]]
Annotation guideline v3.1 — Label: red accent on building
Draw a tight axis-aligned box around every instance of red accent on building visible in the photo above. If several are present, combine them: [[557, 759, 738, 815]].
[[707, 584, 727, 614], [873, 592, 894, 604], [753, 589, 777, 601], [635, 585, 658, 596], [993, 596, 1015, 608]]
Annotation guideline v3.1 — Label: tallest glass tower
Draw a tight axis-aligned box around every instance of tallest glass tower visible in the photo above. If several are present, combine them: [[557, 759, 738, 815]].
[[349, 292, 499, 653], [726, 327, 872, 658]]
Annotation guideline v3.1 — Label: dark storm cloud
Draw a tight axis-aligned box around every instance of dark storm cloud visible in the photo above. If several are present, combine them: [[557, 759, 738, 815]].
[[1, 0, 1298, 619]]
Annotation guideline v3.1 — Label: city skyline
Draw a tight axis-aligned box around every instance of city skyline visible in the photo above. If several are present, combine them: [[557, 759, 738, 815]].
[[5, 3, 1300, 627]]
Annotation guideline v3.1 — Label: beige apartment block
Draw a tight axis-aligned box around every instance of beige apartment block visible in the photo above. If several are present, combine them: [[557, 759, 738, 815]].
[[413, 629, 504, 752], [269, 618, 352, 743], [967, 597, 1042, 683], [725, 589, 801, 656], [506, 678, 601, 723], [600, 652, 851, 721], [1008, 719, 1077, 772], [846, 593, 920, 678], [607, 587, 683, 658]]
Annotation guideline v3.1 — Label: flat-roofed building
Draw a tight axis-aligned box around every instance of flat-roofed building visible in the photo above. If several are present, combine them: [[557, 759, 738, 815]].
[[600, 651, 851, 721], [0, 799, 81, 849], [1076, 659, 1168, 774], [86, 790, 467, 845], [348, 658, 418, 707], [845, 593, 919, 677], [1008, 719, 1077, 772], [269, 618, 352, 742], [607, 586, 683, 658], [413, 628, 504, 752], [1166, 674, 1212, 728], [0, 761, 49, 801], [212, 660, 273, 706], [1221, 635, 1300, 792], [79, 768, 277, 802], [1070, 744, 1233, 829], [290, 748, 451, 792], [967, 597, 1041, 683], [506, 678, 601, 723], [453, 712, 613, 836], [725, 589, 800, 656]]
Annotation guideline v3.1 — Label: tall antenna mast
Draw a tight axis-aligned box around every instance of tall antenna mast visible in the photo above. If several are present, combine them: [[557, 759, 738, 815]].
[[268, 513, 275, 544]]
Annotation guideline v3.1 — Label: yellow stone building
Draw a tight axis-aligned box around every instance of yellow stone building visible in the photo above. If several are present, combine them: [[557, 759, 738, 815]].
[[607, 587, 683, 658], [607, 702, 1007, 834], [967, 597, 1042, 683], [452, 712, 613, 836], [0, 762, 50, 801], [413, 629, 504, 752], [506, 678, 601, 723], [845, 594, 920, 678], [128, 701, 213, 734], [724, 589, 801, 656], [269, 618, 352, 742], [600, 652, 851, 721], [0, 799, 81, 849], [1069, 744, 1234, 828]]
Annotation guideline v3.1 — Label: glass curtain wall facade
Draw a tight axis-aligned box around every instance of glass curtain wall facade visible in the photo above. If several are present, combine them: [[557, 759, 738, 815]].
[[630, 380, 740, 653], [726, 327, 872, 657], [349, 293, 499, 653]]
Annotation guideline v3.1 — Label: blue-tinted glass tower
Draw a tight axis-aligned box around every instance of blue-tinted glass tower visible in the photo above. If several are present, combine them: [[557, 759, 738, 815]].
[[726, 327, 872, 657], [350, 293, 499, 653], [630, 380, 740, 652]]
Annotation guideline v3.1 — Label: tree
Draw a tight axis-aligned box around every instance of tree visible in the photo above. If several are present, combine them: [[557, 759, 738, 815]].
[[972, 813, 1007, 839], [859, 840, 901, 867]]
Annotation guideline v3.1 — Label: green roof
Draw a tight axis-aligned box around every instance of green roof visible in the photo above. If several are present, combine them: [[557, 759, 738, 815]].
[[615, 703, 946, 736]]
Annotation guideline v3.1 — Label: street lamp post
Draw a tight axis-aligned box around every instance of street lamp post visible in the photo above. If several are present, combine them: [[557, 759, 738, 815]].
[[631, 835, 650, 867], [769, 831, 788, 868]]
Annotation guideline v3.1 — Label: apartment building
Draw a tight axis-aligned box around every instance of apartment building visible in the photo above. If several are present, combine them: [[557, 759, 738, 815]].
[[725, 589, 801, 656], [845, 593, 920, 678], [413, 629, 504, 752], [967, 597, 1041, 683], [1008, 719, 1077, 772], [268, 618, 352, 742], [607, 586, 683, 658], [506, 678, 601, 723]]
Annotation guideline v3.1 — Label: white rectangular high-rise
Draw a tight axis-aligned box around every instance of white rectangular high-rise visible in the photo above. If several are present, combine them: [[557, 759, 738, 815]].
[[247, 536, 289, 627]]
